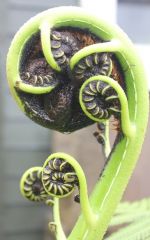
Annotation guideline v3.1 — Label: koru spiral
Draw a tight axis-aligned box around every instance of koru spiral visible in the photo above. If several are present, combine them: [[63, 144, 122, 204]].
[[20, 153, 80, 202], [42, 155, 79, 198], [7, 7, 124, 134], [20, 167, 48, 202]]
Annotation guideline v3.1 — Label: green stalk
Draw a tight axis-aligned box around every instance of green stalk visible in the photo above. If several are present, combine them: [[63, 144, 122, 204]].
[[53, 198, 66, 240], [103, 120, 111, 158], [59, 8, 148, 240]]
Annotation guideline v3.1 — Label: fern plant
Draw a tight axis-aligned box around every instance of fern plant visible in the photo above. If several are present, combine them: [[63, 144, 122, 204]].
[[6, 6, 149, 240]]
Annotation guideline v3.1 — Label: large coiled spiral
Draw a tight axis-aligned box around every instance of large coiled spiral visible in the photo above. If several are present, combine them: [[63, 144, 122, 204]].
[[7, 16, 124, 133]]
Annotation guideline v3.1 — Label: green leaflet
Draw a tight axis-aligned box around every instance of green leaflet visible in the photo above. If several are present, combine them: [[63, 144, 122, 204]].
[[106, 217, 150, 240]]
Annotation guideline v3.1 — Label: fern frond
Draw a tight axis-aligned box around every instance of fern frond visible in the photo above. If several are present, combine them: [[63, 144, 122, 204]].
[[105, 217, 150, 240], [110, 211, 150, 227], [116, 198, 150, 214]]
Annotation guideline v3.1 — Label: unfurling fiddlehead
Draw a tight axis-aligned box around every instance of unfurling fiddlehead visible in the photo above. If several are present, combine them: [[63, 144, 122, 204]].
[[20, 167, 48, 202], [42, 153, 96, 227], [42, 155, 78, 198], [80, 77, 120, 120], [7, 6, 149, 240], [6, 7, 124, 133], [73, 53, 112, 81], [20, 155, 80, 202], [20, 152, 95, 237], [51, 30, 79, 68]]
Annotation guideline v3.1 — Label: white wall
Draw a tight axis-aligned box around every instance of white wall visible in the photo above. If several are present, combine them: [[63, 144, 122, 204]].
[[80, 0, 117, 23]]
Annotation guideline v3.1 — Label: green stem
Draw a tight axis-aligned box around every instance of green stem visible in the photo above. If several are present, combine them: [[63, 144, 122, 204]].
[[40, 21, 61, 72], [104, 120, 111, 158], [53, 197, 66, 240], [15, 79, 54, 94], [67, 9, 149, 239]]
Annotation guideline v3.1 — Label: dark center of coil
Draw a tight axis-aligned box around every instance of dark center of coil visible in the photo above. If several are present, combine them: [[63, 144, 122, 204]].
[[32, 180, 43, 196]]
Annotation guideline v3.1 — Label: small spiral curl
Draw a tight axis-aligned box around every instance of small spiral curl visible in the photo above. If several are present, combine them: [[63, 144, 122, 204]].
[[73, 53, 112, 83], [42, 157, 79, 197], [22, 72, 56, 86], [20, 58, 59, 88], [20, 167, 48, 202], [51, 30, 79, 69], [81, 79, 121, 121]]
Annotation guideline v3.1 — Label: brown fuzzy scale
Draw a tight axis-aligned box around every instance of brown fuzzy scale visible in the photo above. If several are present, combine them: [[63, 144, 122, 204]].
[[17, 27, 124, 133], [93, 123, 106, 145], [50, 27, 101, 69], [111, 117, 121, 131], [54, 27, 101, 49], [109, 56, 124, 132], [110, 55, 125, 90], [20, 58, 59, 87]]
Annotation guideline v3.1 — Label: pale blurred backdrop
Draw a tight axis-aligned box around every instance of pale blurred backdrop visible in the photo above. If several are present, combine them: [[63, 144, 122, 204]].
[[0, 0, 150, 239]]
